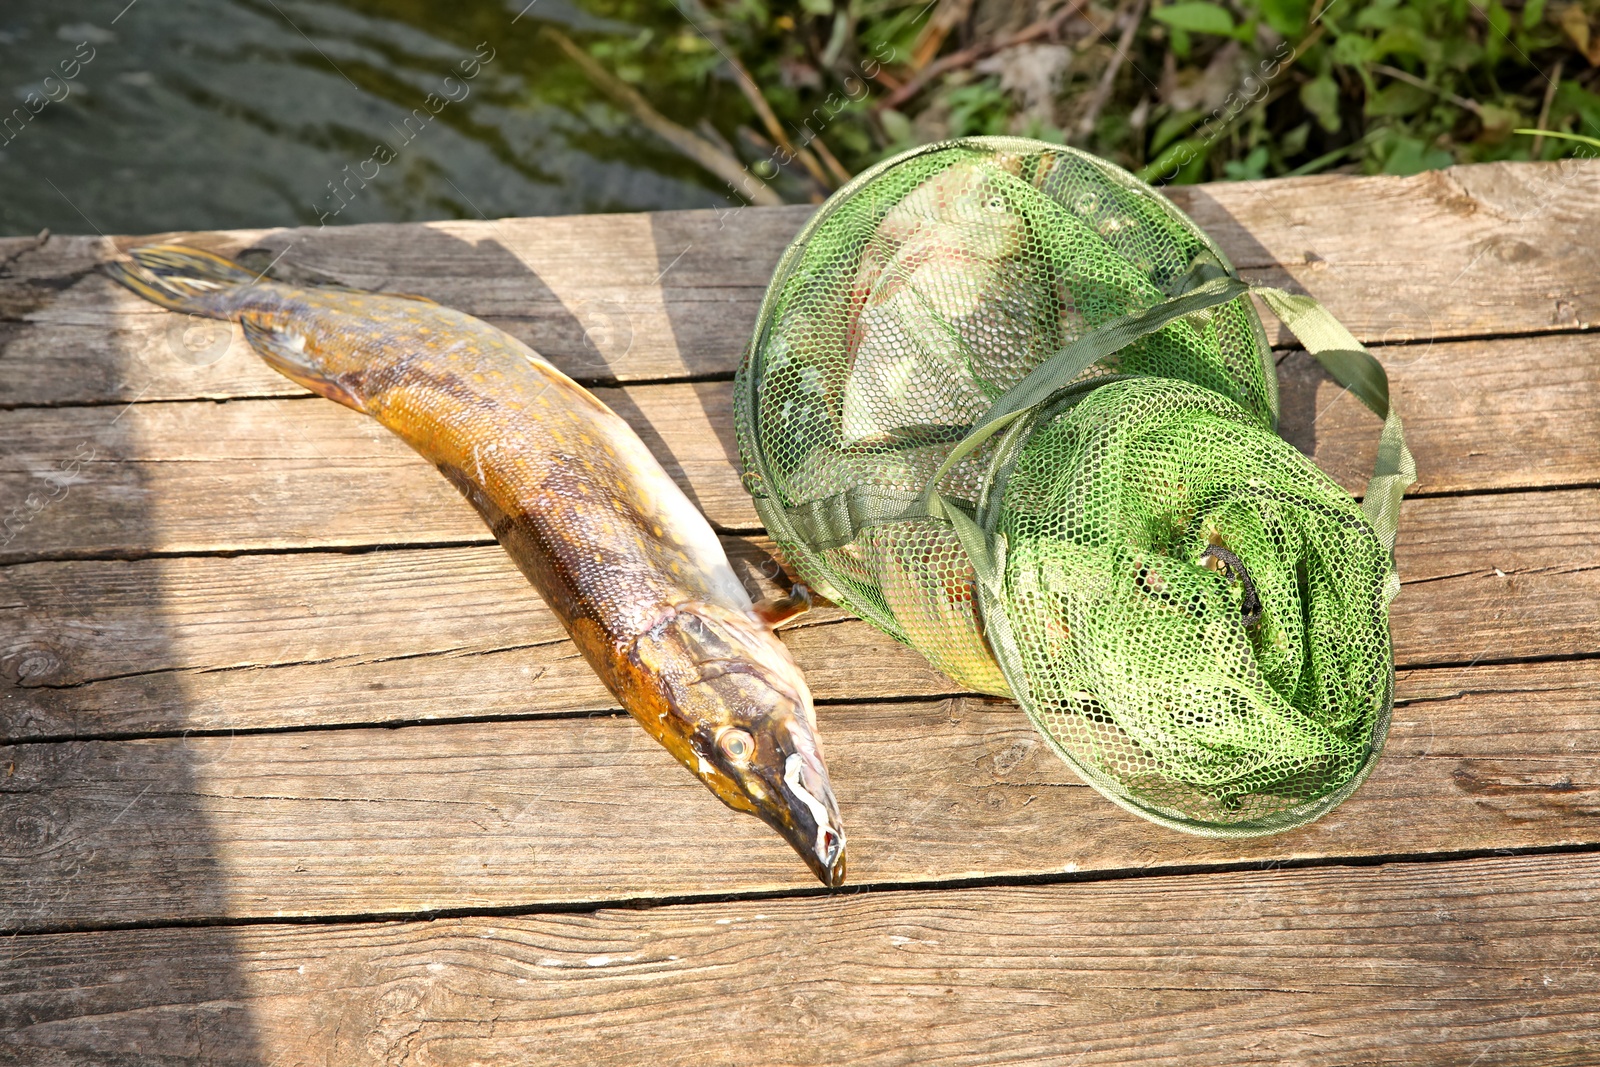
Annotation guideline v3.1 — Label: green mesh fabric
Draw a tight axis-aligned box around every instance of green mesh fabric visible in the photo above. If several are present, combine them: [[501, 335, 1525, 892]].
[[736, 136, 1408, 835]]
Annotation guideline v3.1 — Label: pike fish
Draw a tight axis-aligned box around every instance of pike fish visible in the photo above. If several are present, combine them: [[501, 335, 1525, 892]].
[[108, 245, 845, 886]]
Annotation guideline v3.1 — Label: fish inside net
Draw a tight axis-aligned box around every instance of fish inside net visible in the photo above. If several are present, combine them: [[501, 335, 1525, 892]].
[[736, 136, 1413, 835]]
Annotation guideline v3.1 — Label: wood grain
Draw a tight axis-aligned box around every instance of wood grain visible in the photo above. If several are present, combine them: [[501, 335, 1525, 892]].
[[3, 850, 1598, 1066], [2, 161, 1597, 409], [1167, 160, 1600, 345], [1386, 488, 1600, 666], [0, 381, 754, 556], [2, 660, 1597, 928], [0, 206, 814, 406], [3, 162, 1599, 1066], [3, 326, 1598, 563], [0, 538, 950, 739], [2, 484, 1597, 739], [1275, 331, 1600, 496], [0, 208, 815, 398]]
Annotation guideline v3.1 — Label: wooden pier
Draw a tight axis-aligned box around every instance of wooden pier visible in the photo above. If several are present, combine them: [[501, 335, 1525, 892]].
[[2, 160, 1599, 1064]]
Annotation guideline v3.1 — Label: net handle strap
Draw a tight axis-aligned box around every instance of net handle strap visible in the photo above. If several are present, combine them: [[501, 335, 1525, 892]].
[[927, 282, 1417, 593], [1254, 289, 1416, 565], [921, 274, 1251, 505]]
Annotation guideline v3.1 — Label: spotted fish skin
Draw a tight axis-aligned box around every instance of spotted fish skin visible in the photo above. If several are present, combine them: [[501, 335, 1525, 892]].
[[106, 245, 846, 886]]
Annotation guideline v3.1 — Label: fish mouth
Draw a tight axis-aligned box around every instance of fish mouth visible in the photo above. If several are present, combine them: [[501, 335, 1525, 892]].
[[770, 743, 847, 888], [639, 603, 847, 886]]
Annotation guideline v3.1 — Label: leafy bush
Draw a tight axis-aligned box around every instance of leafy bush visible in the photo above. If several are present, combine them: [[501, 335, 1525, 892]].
[[563, 0, 1600, 191]]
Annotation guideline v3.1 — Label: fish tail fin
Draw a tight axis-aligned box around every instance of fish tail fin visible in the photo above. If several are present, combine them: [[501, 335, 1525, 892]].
[[103, 244, 260, 318]]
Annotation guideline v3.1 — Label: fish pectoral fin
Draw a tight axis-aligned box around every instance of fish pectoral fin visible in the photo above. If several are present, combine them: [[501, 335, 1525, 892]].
[[239, 316, 366, 413], [753, 583, 815, 627]]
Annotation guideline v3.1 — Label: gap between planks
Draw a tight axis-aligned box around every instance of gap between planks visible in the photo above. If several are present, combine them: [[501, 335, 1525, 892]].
[[5, 840, 1600, 939], [3, 659, 1599, 930]]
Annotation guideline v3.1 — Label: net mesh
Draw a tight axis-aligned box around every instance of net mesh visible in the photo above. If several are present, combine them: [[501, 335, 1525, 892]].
[[736, 137, 1397, 835]]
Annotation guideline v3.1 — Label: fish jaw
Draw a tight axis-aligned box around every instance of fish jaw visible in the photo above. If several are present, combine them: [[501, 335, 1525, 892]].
[[236, 314, 370, 413], [626, 602, 846, 887], [778, 734, 848, 887]]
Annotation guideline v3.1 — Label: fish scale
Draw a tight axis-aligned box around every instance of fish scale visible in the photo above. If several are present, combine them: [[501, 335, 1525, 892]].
[[107, 244, 846, 886]]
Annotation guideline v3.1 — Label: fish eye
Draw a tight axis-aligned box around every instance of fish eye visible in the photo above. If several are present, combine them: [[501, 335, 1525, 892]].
[[717, 728, 755, 763]]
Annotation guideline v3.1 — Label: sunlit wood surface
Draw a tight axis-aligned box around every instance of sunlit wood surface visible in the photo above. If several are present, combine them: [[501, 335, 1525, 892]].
[[3, 160, 1599, 1065]]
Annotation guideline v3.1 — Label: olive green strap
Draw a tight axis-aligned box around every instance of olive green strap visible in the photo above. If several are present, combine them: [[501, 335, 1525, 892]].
[[779, 486, 937, 551], [922, 279, 1413, 564], [1254, 288, 1417, 565], [922, 273, 1251, 517], [943, 497, 1001, 594]]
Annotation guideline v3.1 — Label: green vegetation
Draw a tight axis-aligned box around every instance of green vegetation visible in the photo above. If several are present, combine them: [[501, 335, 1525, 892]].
[[556, 0, 1600, 194]]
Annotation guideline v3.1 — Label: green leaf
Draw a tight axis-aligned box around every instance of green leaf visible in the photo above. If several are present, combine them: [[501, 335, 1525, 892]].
[[1137, 136, 1208, 183], [1372, 25, 1425, 60], [879, 108, 913, 144], [1019, 117, 1066, 144], [1477, 104, 1521, 141], [1301, 74, 1343, 133], [1151, 2, 1236, 36], [799, 0, 833, 16], [1487, 0, 1512, 35], [944, 80, 1010, 137], [1523, 0, 1547, 29], [1364, 82, 1434, 118], [1150, 109, 1203, 153], [1331, 33, 1373, 66], [1257, 0, 1310, 36], [1485, 0, 1511, 63], [1551, 82, 1600, 136], [1354, 0, 1402, 31], [1382, 135, 1454, 175], [1281, 120, 1312, 156], [1223, 144, 1271, 180]]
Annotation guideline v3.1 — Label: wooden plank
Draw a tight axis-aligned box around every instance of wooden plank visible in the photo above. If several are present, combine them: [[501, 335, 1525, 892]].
[[3, 479, 1598, 739], [1275, 331, 1600, 496], [3, 324, 1599, 563], [0, 382, 756, 554], [0, 539, 950, 739], [1386, 488, 1600, 666], [0, 208, 816, 395], [0, 206, 816, 405], [1167, 160, 1600, 345], [2, 161, 1596, 408], [3, 851, 1598, 1065], [2, 659, 1597, 927]]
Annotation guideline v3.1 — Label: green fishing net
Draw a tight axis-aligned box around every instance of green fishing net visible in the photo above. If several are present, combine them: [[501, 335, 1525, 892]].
[[735, 137, 1416, 835]]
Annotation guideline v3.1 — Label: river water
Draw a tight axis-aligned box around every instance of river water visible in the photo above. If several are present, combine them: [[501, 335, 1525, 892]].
[[0, 0, 741, 236]]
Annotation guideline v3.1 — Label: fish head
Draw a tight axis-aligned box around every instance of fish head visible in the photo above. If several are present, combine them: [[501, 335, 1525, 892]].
[[631, 603, 846, 887], [233, 303, 380, 415]]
